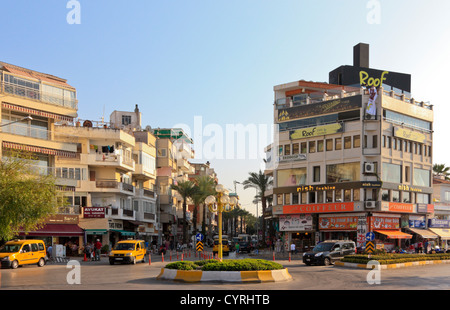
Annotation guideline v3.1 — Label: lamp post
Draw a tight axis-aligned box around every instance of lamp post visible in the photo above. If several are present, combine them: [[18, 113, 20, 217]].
[[205, 184, 238, 262]]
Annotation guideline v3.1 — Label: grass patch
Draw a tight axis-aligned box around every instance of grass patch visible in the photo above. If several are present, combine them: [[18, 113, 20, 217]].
[[164, 259, 284, 271]]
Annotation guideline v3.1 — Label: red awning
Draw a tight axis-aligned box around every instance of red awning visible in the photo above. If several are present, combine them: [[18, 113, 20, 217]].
[[20, 224, 84, 236], [375, 230, 412, 239]]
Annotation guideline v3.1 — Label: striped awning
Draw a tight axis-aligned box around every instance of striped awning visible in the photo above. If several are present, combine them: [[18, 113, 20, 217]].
[[2, 102, 74, 122], [2, 141, 77, 158]]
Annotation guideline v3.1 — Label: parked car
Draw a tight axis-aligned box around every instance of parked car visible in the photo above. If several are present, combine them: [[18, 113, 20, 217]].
[[303, 240, 356, 266], [238, 241, 253, 253], [0, 239, 47, 269]]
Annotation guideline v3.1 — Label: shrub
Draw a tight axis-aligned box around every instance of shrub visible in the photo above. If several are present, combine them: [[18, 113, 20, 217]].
[[164, 259, 284, 271], [341, 253, 450, 265]]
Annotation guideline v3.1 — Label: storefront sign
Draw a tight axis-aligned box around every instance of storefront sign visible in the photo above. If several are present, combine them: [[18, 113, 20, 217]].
[[319, 216, 358, 230], [290, 123, 343, 140], [108, 219, 123, 230], [370, 217, 400, 230], [283, 202, 354, 214], [46, 214, 79, 224], [428, 218, 450, 228], [394, 127, 426, 144], [408, 216, 426, 228], [278, 154, 307, 163], [398, 184, 423, 192], [387, 202, 414, 213], [361, 181, 382, 188], [279, 214, 313, 231], [297, 184, 336, 192], [84, 207, 106, 218], [357, 216, 368, 248]]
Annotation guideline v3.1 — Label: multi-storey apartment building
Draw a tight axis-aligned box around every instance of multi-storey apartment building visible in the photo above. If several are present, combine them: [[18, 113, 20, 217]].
[[152, 128, 195, 245], [266, 44, 435, 252], [0, 61, 84, 250]]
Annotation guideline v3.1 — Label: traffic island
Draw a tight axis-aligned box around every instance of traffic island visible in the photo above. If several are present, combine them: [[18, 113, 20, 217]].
[[335, 253, 450, 269], [156, 259, 293, 283]]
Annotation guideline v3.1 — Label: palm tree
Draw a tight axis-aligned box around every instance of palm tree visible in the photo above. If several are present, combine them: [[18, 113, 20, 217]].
[[171, 180, 198, 244], [433, 164, 450, 180], [242, 170, 273, 246]]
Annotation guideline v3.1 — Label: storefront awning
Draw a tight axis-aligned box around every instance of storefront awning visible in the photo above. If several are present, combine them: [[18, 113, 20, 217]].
[[85, 229, 107, 235], [110, 229, 135, 236], [428, 228, 450, 240], [407, 228, 438, 239], [20, 224, 84, 236], [375, 230, 412, 239]]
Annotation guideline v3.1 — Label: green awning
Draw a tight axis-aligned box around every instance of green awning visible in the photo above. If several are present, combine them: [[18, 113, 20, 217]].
[[85, 229, 107, 235], [110, 229, 135, 236]]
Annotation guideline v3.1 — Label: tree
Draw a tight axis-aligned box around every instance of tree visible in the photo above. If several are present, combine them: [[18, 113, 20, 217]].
[[171, 180, 198, 244], [242, 170, 273, 246], [433, 164, 450, 180], [0, 153, 65, 241]]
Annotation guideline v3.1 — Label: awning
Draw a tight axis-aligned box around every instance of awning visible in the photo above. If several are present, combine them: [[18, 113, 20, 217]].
[[85, 229, 107, 235], [428, 228, 450, 240], [110, 229, 135, 236], [375, 230, 413, 239], [20, 224, 84, 236], [407, 228, 438, 239]]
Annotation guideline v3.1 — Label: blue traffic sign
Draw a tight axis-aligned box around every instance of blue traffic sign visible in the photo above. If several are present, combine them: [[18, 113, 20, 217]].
[[196, 233, 204, 242], [366, 232, 375, 241]]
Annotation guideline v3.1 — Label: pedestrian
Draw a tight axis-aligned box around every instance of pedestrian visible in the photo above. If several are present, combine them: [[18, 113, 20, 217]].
[[84, 243, 92, 261], [418, 241, 423, 253], [95, 239, 102, 261], [235, 242, 240, 254], [47, 244, 53, 258], [290, 242, 296, 255]]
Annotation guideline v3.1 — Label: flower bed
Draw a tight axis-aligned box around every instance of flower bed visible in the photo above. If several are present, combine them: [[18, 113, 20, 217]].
[[341, 253, 450, 265], [164, 258, 284, 271]]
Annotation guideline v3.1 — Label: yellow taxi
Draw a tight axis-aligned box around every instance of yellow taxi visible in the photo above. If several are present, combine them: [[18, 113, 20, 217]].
[[0, 239, 47, 269], [212, 235, 230, 256], [109, 239, 146, 265]]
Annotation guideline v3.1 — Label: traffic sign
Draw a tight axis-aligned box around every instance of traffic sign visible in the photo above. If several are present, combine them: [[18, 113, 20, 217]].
[[196, 241, 203, 252], [365, 241, 375, 253], [196, 233, 204, 242], [366, 232, 375, 242]]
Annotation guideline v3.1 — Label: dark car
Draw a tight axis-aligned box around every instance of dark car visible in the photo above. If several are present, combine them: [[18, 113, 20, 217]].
[[302, 240, 356, 266], [238, 241, 253, 253]]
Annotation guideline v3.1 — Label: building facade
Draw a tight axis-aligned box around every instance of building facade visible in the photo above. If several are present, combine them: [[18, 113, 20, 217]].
[[266, 44, 435, 252]]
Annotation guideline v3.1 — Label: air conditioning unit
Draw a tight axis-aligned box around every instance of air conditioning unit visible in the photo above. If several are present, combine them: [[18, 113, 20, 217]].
[[365, 201, 376, 209], [364, 162, 375, 173]]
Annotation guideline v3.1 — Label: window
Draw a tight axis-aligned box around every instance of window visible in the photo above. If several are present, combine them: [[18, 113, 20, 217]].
[[344, 136, 352, 149], [326, 162, 360, 183], [416, 193, 430, 204], [413, 168, 431, 187], [284, 144, 291, 155], [277, 168, 307, 187], [382, 163, 402, 183], [402, 192, 411, 203], [382, 190, 390, 201], [445, 191, 450, 202], [326, 190, 333, 202], [326, 139, 333, 151], [309, 141, 316, 153], [22, 245, 31, 253], [405, 166, 410, 183], [353, 135, 360, 148], [31, 243, 39, 252], [335, 138, 342, 150], [122, 115, 132, 126], [335, 190, 342, 202], [313, 166, 320, 182], [277, 194, 283, 205], [344, 189, 352, 202], [353, 189, 360, 201], [392, 190, 400, 202], [157, 148, 167, 157], [372, 135, 378, 148], [284, 193, 291, 205], [317, 140, 324, 152], [301, 142, 307, 154], [292, 193, 299, 204], [292, 143, 299, 155]]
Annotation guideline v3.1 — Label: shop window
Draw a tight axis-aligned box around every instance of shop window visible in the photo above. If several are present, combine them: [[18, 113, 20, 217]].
[[416, 193, 430, 204], [326, 162, 360, 183], [382, 163, 402, 183], [326, 190, 333, 202], [381, 189, 390, 201], [277, 194, 283, 205], [402, 192, 411, 203], [301, 192, 307, 204], [335, 190, 342, 202], [344, 189, 352, 202], [413, 168, 431, 187], [277, 168, 307, 187], [353, 189, 360, 202], [284, 193, 291, 205], [292, 193, 299, 205], [392, 190, 400, 202]]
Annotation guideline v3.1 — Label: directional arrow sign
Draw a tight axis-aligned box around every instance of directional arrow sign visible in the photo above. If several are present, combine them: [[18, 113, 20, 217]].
[[196, 233, 204, 242], [366, 232, 375, 242]]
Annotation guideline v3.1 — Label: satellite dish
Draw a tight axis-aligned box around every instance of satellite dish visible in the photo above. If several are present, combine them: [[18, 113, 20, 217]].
[[83, 120, 93, 127]]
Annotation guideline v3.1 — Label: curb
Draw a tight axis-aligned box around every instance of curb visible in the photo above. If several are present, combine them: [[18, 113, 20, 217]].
[[156, 268, 292, 283], [335, 259, 450, 269]]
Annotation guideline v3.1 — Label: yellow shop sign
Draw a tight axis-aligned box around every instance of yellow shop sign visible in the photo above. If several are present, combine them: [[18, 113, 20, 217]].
[[394, 127, 426, 143], [290, 123, 343, 140]]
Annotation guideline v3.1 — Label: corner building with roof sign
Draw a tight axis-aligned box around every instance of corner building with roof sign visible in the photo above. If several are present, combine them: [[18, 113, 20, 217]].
[[265, 43, 435, 253]]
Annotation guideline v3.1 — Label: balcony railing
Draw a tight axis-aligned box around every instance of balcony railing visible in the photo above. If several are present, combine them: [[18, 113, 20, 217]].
[[95, 179, 135, 193], [0, 81, 78, 110]]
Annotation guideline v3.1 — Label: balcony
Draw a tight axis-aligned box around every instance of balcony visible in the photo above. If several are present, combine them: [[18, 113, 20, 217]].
[[94, 179, 135, 195], [85, 153, 135, 171], [1, 81, 78, 110], [108, 207, 135, 220]]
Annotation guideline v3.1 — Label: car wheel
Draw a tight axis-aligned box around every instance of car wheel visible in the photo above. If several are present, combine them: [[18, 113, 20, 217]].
[[37, 258, 45, 267], [323, 258, 331, 266], [11, 260, 19, 269], [109, 260, 115, 265]]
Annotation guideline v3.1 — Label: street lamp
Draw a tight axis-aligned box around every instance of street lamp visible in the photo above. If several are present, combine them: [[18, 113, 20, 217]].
[[0, 115, 33, 128], [204, 184, 238, 261]]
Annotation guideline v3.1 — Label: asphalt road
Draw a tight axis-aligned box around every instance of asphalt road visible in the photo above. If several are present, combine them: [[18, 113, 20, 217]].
[[1, 252, 449, 306]]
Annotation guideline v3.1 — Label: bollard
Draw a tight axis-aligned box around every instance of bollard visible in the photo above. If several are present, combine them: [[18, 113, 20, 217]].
[[148, 254, 151, 265], [181, 253, 184, 261], [162, 252, 164, 263], [170, 251, 172, 261], [273, 251, 275, 261]]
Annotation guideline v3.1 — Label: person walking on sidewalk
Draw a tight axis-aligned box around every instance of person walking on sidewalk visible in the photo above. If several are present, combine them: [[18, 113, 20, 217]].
[[94, 239, 102, 261]]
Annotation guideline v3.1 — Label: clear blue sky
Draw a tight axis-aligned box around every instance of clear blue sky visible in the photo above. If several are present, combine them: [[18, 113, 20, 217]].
[[2, 0, 450, 214]]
